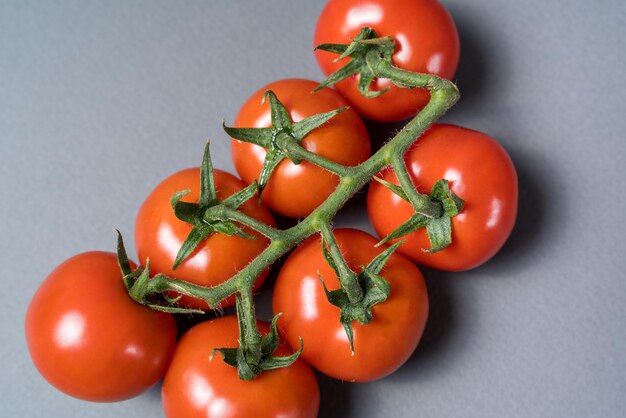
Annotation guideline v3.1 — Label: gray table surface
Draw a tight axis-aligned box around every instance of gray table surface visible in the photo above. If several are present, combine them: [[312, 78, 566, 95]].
[[2, 1, 625, 417]]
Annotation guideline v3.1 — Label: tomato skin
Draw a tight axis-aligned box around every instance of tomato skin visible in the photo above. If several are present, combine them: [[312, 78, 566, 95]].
[[314, 0, 460, 122], [25, 252, 177, 402], [273, 228, 428, 382], [135, 168, 275, 310], [162, 316, 320, 418], [368, 124, 518, 271], [231, 78, 370, 218]]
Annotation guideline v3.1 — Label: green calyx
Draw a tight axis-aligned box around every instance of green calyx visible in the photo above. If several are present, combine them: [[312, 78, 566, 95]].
[[375, 177, 464, 252], [223, 90, 347, 196], [315, 27, 396, 98], [212, 295, 303, 380], [171, 142, 259, 270], [116, 230, 203, 314], [319, 237, 403, 353]]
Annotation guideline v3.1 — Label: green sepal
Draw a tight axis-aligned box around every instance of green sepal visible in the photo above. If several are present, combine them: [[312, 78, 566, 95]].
[[314, 27, 396, 98], [223, 122, 273, 148], [422, 179, 463, 252], [313, 59, 362, 93], [213, 301, 303, 380], [336, 27, 377, 61], [211, 347, 238, 368], [373, 176, 409, 202], [224, 91, 348, 198], [292, 107, 348, 141], [115, 232, 204, 315], [211, 221, 254, 240], [358, 70, 389, 99], [317, 242, 401, 354], [220, 181, 259, 210], [261, 314, 282, 356], [257, 147, 285, 196], [115, 229, 134, 288], [318, 272, 350, 309], [424, 215, 452, 253], [259, 339, 303, 371], [377, 213, 430, 246], [199, 142, 218, 207], [320, 237, 341, 280], [264, 90, 292, 130], [172, 224, 213, 269], [314, 42, 348, 55], [171, 190, 200, 224], [430, 179, 464, 217], [377, 178, 464, 252], [169, 143, 261, 270], [367, 241, 403, 274], [143, 302, 204, 315]]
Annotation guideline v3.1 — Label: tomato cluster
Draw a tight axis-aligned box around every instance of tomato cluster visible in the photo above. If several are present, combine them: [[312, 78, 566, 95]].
[[25, 1, 518, 417]]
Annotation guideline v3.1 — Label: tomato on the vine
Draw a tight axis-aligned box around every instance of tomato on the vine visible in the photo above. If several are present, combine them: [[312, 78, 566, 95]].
[[314, 0, 460, 122], [273, 228, 428, 382], [162, 316, 320, 418], [231, 78, 371, 218], [25, 252, 177, 402], [368, 124, 518, 271], [135, 168, 275, 310]]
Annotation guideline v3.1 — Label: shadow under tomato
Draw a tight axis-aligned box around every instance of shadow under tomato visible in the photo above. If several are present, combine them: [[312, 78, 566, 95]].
[[447, 5, 495, 111], [388, 267, 459, 382], [317, 372, 354, 418], [479, 145, 552, 271]]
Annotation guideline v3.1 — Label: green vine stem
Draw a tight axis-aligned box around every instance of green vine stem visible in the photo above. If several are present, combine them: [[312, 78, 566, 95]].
[[124, 28, 461, 379]]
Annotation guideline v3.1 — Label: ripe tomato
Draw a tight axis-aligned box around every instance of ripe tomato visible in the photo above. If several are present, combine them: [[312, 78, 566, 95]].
[[135, 168, 275, 310], [314, 0, 460, 122], [162, 316, 320, 418], [368, 124, 518, 271], [231, 78, 370, 218], [273, 228, 428, 382], [25, 252, 177, 402]]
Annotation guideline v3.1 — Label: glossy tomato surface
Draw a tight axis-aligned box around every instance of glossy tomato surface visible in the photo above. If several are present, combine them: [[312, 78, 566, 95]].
[[314, 0, 460, 122], [273, 228, 428, 382], [135, 168, 275, 310], [25, 252, 177, 402], [368, 124, 518, 271], [162, 316, 320, 418], [231, 78, 370, 218]]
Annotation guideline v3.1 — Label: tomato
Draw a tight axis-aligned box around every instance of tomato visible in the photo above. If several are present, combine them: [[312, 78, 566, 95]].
[[314, 0, 460, 122], [162, 316, 320, 418], [368, 124, 518, 271], [135, 168, 275, 310], [231, 78, 370, 218], [25, 252, 177, 402], [273, 228, 428, 382]]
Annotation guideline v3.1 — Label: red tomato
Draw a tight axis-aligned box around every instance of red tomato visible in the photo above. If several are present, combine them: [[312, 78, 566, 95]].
[[368, 124, 518, 271], [314, 0, 460, 122], [231, 78, 370, 218], [162, 316, 320, 418], [273, 228, 428, 382], [25, 252, 177, 402], [135, 168, 275, 310]]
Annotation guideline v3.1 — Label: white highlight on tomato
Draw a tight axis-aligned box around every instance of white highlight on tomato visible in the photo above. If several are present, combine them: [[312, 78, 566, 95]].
[[301, 276, 319, 320], [54, 311, 85, 348]]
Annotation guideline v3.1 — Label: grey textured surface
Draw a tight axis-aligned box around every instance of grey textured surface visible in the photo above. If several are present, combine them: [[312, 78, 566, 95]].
[[2, 1, 625, 417]]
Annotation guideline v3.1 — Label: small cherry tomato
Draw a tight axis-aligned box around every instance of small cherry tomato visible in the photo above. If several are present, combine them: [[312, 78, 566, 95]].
[[231, 78, 370, 218], [25, 252, 177, 402], [162, 316, 320, 418], [273, 228, 428, 382], [314, 0, 460, 122], [135, 168, 275, 310], [368, 124, 518, 271]]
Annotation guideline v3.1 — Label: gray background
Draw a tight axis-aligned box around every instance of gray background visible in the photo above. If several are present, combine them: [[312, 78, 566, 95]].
[[2, 0, 625, 417]]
